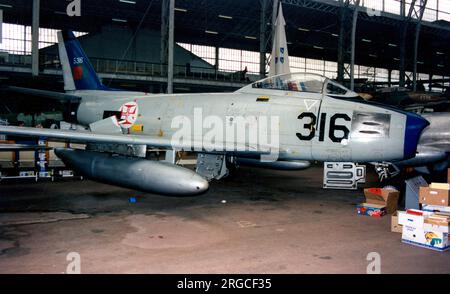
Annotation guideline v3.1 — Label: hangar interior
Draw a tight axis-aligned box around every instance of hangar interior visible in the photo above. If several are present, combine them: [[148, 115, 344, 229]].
[[0, 0, 450, 274]]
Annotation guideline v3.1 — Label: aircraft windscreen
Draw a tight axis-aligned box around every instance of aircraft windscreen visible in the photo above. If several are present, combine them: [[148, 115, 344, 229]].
[[325, 80, 349, 95], [251, 73, 325, 93], [248, 73, 357, 98]]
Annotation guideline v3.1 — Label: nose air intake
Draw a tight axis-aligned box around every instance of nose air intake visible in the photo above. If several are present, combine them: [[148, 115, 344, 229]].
[[404, 112, 430, 159]]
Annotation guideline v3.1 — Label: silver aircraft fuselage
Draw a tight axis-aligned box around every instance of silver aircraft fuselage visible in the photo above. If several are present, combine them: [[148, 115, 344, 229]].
[[73, 80, 427, 164]]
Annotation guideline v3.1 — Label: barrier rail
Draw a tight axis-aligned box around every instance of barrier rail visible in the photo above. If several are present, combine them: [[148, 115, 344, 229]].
[[1, 53, 259, 84]]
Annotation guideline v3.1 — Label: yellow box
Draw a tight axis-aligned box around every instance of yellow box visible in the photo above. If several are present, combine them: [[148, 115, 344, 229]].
[[131, 124, 144, 133]]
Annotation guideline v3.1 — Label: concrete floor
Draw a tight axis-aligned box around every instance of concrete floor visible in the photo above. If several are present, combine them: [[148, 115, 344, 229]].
[[0, 165, 449, 274]]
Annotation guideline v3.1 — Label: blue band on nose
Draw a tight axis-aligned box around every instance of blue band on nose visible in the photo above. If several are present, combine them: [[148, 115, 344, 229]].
[[404, 112, 429, 159]]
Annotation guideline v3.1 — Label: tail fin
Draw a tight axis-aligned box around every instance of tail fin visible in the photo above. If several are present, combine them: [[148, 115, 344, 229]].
[[57, 31, 110, 91]]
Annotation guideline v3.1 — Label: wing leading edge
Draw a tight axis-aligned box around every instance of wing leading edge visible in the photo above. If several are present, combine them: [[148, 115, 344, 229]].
[[0, 126, 278, 156]]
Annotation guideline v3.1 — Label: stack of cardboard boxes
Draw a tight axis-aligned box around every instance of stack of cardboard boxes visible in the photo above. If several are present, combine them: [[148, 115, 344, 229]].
[[394, 169, 450, 252], [420, 182, 450, 214]]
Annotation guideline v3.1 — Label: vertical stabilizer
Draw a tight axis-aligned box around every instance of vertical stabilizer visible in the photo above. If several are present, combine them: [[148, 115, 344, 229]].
[[57, 31, 110, 91], [269, 3, 291, 77]]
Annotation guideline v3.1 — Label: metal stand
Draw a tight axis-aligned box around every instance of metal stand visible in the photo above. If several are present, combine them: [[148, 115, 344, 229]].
[[405, 176, 428, 210], [323, 162, 366, 190]]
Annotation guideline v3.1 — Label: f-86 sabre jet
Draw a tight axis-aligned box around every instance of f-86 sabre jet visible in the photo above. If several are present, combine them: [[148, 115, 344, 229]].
[[0, 31, 432, 196]]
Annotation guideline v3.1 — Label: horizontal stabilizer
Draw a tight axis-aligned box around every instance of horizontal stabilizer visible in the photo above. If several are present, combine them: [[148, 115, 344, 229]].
[[5, 86, 81, 103], [89, 117, 122, 134]]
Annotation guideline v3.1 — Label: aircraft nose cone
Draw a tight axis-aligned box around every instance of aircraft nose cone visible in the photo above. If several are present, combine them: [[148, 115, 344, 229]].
[[404, 112, 430, 159]]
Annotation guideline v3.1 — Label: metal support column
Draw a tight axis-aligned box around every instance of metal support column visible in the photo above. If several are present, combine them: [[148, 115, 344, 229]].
[[399, 38, 406, 87], [259, 0, 269, 78], [388, 69, 392, 87], [160, 0, 169, 93], [412, 23, 421, 91], [160, 0, 169, 66], [31, 0, 40, 77], [412, 0, 428, 91], [400, 0, 406, 17], [428, 73, 432, 91], [337, 0, 345, 84], [399, 0, 409, 87], [215, 46, 219, 71], [399, 0, 428, 89], [436, 0, 439, 20], [167, 0, 175, 94], [349, 0, 360, 91], [337, 0, 360, 87]]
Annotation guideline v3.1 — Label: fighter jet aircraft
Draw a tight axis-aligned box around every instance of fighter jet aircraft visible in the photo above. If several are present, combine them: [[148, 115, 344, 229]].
[[0, 31, 434, 196]]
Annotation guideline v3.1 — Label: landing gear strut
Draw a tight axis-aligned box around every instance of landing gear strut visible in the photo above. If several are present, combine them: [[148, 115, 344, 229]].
[[372, 162, 401, 182]]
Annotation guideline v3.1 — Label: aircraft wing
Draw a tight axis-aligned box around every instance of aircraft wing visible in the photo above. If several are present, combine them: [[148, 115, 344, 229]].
[[3, 86, 81, 103], [0, 126, 277, 155]]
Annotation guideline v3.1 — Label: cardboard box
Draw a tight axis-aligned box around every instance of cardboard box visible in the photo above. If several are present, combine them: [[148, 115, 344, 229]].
[[391, 211, 403, 233], [362, 188, 399, 214], [402, 226, 450, 251], [399, 210, 450, 251], [0, 140, 15, 168], [356, 203, 386, 217], [423, 223, 450, 234], [398, 210, 427, 228], [430, 183, 450, 190], [419, 186, 450, 206], [424, 214, 450, 233], [422, 204, 450, 215]]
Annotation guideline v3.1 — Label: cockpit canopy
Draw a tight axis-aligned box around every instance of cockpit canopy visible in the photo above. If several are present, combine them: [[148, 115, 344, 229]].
[[241, 73, 358, 98]]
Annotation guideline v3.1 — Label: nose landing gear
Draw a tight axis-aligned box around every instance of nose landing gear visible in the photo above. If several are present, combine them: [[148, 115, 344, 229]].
[[372, 162, 401, 182]]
